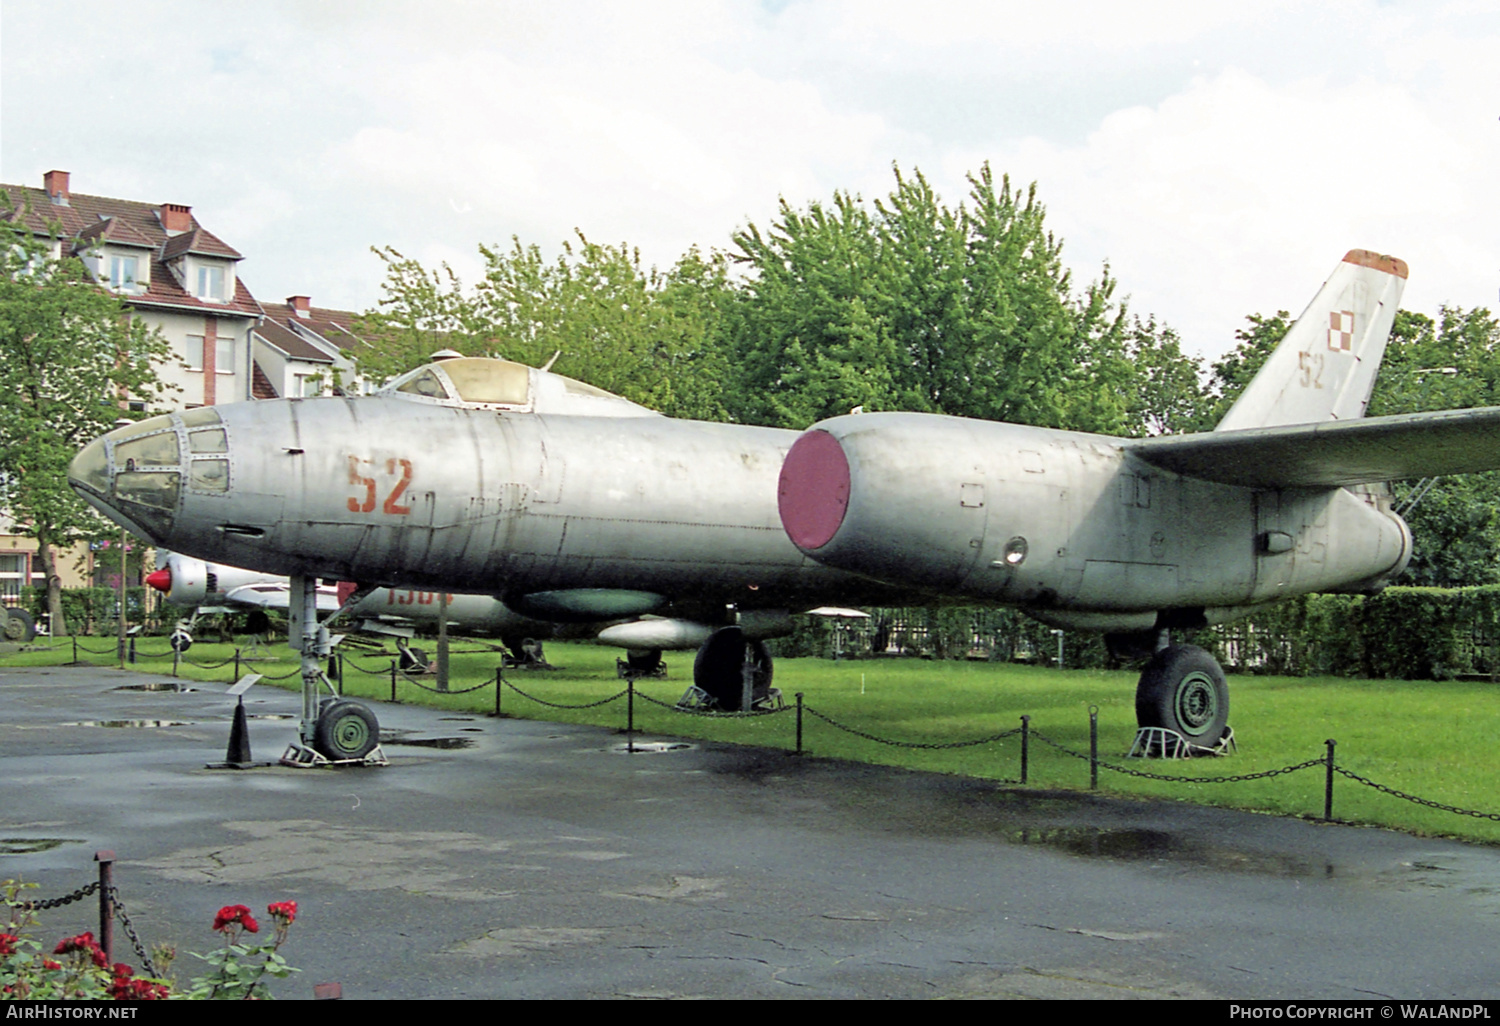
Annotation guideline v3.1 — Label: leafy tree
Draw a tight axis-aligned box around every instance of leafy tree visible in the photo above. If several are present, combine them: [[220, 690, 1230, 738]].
[[350, 236, 733, 421], [1190, 310, 1292, 430], [725, 163, 1195, 434], [0, 203, 175, 632], [1368, 307, 1500, 587]]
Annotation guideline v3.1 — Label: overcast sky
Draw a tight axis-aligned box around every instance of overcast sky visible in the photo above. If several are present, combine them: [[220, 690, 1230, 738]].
[[3, 0, 1497, 361]]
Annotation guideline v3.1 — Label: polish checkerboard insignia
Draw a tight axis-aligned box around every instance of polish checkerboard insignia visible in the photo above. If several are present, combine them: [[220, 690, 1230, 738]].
[[1328, 310, 1355, 352]]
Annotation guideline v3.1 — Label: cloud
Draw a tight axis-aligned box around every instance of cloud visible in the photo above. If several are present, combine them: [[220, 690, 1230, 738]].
[[3, 0, 1495, 357]]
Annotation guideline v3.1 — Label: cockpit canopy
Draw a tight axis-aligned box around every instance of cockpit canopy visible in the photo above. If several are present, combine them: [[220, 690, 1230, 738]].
[[380, 357, 659, 418]]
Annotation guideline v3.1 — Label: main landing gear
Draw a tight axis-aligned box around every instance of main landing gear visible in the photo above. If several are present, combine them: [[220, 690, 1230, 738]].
[[1133, 641, 1230, 749], [685, 625, 779, 712]]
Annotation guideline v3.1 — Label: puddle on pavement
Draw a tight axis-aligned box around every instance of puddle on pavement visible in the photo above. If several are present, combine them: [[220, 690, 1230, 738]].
[[250, 714, 294, 721], [60, 719, 193, 728], [1, 838, 85, 855], [381, 735, 476, 749], [610, 741, 696, 755], [114, 682, 196, 693], [1007, 826, 1327, 877]]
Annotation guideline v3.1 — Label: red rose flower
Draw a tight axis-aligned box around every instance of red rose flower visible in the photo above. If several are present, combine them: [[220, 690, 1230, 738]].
[[0, 933, 16, 956], [53, 931, 96, 954], [267, 900, 297, 924], [212, 904, 259, 933]]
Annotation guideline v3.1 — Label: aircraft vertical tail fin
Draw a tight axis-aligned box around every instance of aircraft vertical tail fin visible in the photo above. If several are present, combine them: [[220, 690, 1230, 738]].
[[1215, 250, 1408, 432]]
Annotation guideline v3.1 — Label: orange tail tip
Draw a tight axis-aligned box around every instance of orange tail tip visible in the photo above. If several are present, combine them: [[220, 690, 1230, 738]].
[[1343, 249, 1408, 279]]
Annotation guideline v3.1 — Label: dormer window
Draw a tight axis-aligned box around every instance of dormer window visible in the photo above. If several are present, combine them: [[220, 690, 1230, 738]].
[[197, 264, 225, 301], [109, 254, 138, 291]]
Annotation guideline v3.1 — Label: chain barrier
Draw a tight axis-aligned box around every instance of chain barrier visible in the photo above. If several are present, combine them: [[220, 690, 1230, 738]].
[[342, 655, 399, 675], [1334, 766, 1500, 822], [106, 886, 159, 978], [236, 663, 302, 681], [71, 639, 119, 655], [396, 675, 494, 696], [1027, 729, 1326, 784], [803, 704, 1021, 749], [17, 881, 98, 911], [502, 678, 629, 710], [179, 654, 240, 669], [634, 689, 792, 718], [15, 882, 159, 977], [22, 640, 1500, 827]]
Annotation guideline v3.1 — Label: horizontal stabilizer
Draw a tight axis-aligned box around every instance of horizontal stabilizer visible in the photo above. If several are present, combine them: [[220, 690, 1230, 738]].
[[1127, 406, 1500, 488]]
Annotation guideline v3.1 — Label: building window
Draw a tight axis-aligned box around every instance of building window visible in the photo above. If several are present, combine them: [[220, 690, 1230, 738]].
[[109, 254, 138, 290], [197, 264, 225, 301], [184, 335, 204, 371], [216, 335, 235, 374], [0, 553, 28, 602]]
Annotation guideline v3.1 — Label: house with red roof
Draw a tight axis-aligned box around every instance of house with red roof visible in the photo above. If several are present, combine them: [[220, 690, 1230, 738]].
[[0, 170, 370, 609], [2, 170, 264, 411]]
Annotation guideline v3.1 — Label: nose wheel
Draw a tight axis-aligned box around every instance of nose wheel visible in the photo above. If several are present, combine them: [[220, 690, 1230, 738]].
[[314, 700, 380, 761]]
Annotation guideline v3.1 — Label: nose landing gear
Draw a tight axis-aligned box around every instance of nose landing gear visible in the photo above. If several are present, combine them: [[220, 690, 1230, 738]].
[[280, 575, 386, 767]]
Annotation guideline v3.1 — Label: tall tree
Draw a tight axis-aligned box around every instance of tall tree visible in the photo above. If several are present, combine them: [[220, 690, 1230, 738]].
[[725, 163, 1193, 433], [350, 236, 733, 421], [0, 203, 175, 631], [1367, 307, 1500, 587]]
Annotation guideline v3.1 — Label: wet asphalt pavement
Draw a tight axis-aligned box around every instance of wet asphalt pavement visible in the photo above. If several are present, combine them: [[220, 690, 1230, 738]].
[[3, 663, 1499, 1000]]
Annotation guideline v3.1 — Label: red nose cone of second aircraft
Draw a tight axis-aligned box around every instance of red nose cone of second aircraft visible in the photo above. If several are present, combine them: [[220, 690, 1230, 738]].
[[145, 568, 172, 593], [778, 430, 851, 551]]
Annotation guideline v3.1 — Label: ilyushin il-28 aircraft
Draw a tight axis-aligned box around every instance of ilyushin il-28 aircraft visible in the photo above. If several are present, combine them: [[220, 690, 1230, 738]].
[[69, 249, 1500, 763]]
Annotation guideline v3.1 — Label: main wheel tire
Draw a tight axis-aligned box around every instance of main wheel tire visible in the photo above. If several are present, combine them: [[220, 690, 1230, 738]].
[[314, 701, 380, 761], [169, 628, 193, 653], [692, 628, 773, 711], [1135, 644, 1229, 744], [4, 609, 36, 642]]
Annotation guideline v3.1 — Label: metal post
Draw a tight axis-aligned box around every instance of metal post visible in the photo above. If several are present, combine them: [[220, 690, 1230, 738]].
[[1324, 738, 1337, 821], [116, 527, 127, 669], [1089, 705, 1099, 790], [72, 635, 78, 664], [494, 666, 503, 717], [233, 648, 241, 683], [172, 644, 180, 678], [127, 636, 136, 664], [627, 677, 635, 753], [795, 692, 804, 755], [95, 850, 115, 964], [390, 660, 397, 703], [436, 593, 450, 692], [1020, 715, 1030, 784]]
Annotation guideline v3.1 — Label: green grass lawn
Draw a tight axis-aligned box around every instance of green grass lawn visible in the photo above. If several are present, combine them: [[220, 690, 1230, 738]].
[[13, 634, 1500, 844]]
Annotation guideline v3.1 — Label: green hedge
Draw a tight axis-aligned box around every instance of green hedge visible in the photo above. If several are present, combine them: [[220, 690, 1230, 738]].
[[773, 586, 1500, 681], [19, 586, 150, 636]]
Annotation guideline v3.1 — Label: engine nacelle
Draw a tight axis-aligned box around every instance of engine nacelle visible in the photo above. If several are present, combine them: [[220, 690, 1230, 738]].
[[779, 413, 1412, 624]]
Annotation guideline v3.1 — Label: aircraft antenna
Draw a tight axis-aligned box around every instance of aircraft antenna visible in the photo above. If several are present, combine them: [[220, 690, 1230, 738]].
[[540, 350, 562, 372]]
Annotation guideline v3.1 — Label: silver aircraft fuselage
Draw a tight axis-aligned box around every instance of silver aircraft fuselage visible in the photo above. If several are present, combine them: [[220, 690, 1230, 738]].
[[69, 370, 906, 622]]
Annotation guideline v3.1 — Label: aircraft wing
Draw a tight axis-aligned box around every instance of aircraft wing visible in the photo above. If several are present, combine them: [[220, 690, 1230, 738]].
[[1125, 406, 1500, 488], [222, 583, 343, 613]]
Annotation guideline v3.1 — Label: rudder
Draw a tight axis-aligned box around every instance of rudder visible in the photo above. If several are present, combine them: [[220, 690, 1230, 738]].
[[1216, 249, 1408, 432]]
